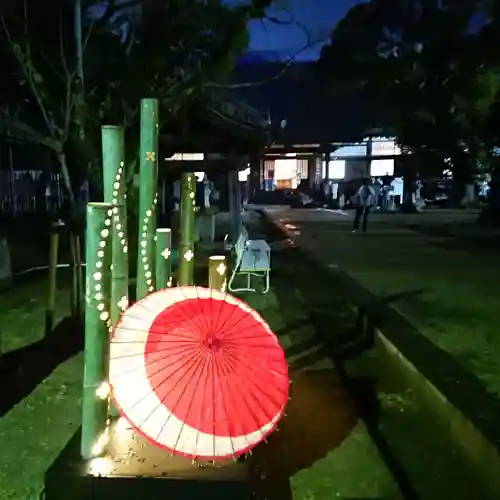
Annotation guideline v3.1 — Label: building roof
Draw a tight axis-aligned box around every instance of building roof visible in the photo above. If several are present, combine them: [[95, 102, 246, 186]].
[[226, 61, 385, 145]]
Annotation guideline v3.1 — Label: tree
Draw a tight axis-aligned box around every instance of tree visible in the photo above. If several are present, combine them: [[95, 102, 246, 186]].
[[318, 0, 500, 208], [0, 0, 272, 211]]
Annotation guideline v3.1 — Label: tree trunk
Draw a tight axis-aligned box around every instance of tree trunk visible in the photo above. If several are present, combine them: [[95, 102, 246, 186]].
[[58, 152, 76, 206], [460, 183, 476, 207], [452, 172, 475, 208], [451, 152, 478, 207], [400, 167, 417, 213], [479, 166, 500, 225], [58, 152, 85, 319]]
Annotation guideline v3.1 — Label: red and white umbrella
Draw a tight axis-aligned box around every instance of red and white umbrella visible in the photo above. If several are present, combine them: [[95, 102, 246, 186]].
[[109, 286, 289, 461]]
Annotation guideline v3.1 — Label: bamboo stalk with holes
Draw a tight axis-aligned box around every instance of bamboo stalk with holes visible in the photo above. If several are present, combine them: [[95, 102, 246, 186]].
[[102, 126, 129, 325], [178, 172, 196, 286], [81, 202, 113, 459], [208, 255, 227, 292], [136, 98, 159, 299], [155, 228, 172, 289]]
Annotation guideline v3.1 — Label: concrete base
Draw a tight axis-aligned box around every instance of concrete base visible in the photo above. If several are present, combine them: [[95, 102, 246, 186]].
[[45, 424, 253, 500]]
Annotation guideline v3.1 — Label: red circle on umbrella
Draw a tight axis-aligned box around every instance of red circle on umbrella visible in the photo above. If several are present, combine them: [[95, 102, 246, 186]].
[[145, 296, 289, 437]]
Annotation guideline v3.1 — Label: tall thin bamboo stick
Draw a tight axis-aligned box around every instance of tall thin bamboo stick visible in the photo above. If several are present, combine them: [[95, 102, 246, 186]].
[[46, 220, 64, 335]]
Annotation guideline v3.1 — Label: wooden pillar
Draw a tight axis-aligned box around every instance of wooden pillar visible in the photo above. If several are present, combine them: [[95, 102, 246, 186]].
[[366, 138, 373, 178], [249, 157, 260, 201], [315, 156, 322, 188], [324, 152, 330, 182], [260, 159, 265, 190], [307, 156, 316, 189], [228, 168, 241, 243], [0, 237, 12, 291]]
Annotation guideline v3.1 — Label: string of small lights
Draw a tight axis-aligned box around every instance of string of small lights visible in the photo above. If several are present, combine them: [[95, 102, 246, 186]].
[[93, 208, 112, 325]]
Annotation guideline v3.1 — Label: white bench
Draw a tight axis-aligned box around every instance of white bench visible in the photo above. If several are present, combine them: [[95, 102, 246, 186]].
[[228, 227, 270, 294]]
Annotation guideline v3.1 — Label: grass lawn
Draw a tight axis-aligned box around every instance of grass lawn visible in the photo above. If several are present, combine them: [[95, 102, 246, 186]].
[[0, 268, 78, 499], [239, 269, 398, 498], [0, 229, 396, 500], [0, 270, 72, 354], [276, 211, 500, 398], [0, 355, 83, 500], [256, 212, 496, 499], [0, 283, 396, 500]]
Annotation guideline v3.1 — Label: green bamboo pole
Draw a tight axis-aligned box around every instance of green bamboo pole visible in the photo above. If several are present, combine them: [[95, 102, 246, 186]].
[[178, 172, 196, 286], [208, 255, 227, 292], [102, 126, 129, 325], [136, 98, 159, 299], [155, 228, 172, 289], [81, 202, 113, 459]]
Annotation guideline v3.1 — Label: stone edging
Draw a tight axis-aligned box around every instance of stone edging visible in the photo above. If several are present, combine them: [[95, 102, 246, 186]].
[[263, 209, 500, 498]]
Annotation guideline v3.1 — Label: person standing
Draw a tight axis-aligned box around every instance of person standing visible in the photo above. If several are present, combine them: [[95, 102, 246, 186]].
[[372, 177, 382, 208], [352, 178, 375, 233]]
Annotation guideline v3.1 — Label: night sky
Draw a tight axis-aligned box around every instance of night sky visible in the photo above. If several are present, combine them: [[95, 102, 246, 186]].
[[91, 0, 362, 61], [246, 0, 363, 60]]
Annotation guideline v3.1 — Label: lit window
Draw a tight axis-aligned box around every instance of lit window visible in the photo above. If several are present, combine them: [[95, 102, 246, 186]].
[[238, 168, 250, 181], [168, 153, 204, 161], [323, 160, 345, 179], [371, 159, 394, 176]]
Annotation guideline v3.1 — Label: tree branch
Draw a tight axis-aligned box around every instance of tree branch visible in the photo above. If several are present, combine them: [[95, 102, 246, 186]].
[[0, 15, 59, 138], [59, 8, 70, 77], [205, 12, 328, 89], [0, 112, 62, 152]]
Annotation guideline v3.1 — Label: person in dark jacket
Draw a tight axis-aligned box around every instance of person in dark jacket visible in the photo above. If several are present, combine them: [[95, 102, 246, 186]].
[[352, 178, 375, 233]]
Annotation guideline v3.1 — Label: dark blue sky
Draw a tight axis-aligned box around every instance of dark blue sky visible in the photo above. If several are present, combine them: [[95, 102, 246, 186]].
[[246, 0, 363, 60], [93, 1, 362, 61]]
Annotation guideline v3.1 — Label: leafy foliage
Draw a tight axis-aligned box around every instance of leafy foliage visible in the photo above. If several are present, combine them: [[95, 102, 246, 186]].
[[0, 0, 271, 202], [318, 0, 500, 179]]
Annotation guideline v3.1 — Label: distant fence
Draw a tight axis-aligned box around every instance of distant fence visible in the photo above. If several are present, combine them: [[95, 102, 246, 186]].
[[0, 170, 64, 215], [0, 170, 176, 217], [0, 170, 224, 218]]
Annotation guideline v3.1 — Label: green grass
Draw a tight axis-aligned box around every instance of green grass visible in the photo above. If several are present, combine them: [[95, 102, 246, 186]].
[[241, 286, 398, 500], [0, 269, 78, 499], [0, 241, 395, 500], [0, 282, 397, 500], [0, 271, 72, 354], [280, 214, 500, 398], [0, 355, 83, 500]]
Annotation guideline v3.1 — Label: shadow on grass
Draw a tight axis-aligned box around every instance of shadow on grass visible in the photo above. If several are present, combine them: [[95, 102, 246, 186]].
[[0, 317, 83, 417], [249, 369, 359, 500], [249, 217, 421, 499], [406, 222, 500, 253]]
